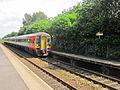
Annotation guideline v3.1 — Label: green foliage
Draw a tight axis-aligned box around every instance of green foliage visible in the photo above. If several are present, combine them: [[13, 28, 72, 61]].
[[50, 12, 77, 35], [27, 19, 52, 34], [49, 12, 77, 51], [32, 11, 47, 22], [51, 0, 120, 59], [23, 11, 47, 25], [22, 13, 32, 25], [110, 51, 120, 59], [3, 32, 18, 38], [17, 26, 28, 35]]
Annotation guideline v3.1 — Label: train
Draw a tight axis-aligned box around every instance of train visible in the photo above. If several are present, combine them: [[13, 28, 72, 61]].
[[4, 32, 51, 56]]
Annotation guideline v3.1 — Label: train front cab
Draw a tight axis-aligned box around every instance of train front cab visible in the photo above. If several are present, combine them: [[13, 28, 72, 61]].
[[35, 33, 51, 56]]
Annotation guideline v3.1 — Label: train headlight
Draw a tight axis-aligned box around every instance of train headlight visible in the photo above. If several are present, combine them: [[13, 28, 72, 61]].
[[36, 44, 39, 46]]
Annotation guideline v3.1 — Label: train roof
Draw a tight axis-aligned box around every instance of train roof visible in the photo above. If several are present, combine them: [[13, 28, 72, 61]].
[[4, 32, 50, 39]]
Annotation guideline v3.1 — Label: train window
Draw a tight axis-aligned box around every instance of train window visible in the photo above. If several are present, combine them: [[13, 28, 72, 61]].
[[18, 39, 21, 42], [22, 39, 27, 43], [28, 39, 30, 43], [47, 38, 50, 42], [31, 39, 34, 43], [47, 37, 51, 46], [29, 39, 32, 43], [36, 36, 41, 46]]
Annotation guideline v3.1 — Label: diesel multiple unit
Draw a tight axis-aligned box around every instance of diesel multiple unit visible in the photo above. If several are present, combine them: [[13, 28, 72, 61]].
[[4, 32, 51, 56]]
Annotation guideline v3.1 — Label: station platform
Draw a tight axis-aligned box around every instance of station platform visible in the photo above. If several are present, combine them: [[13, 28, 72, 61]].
[[0, 44, 53, 90], [0, 45, 28, 90], [51, 51, 120, 69]]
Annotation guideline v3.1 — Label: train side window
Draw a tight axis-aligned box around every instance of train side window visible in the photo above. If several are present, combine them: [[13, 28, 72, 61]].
[[47, 37, 51, 46], [36, 36, 41, 46], [30, 39, 32, 43], [28, 39, 30, 43], [32, 39, 34, 43], [47, 38, 50, 42]]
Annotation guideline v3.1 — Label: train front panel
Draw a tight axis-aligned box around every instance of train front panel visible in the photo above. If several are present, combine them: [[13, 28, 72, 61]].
[[35, 33, 51, 56]]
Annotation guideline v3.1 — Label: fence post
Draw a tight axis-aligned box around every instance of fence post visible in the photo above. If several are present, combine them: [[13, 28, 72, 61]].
[[106, 45, 109, 58]]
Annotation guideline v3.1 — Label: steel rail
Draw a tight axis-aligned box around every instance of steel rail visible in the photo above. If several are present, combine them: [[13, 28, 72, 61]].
[[4, 44, 76, 90], [4, 43, 120, 90], [41, 57, 120, 90]]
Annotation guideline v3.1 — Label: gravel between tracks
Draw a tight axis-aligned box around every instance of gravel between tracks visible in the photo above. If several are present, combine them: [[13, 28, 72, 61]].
[[35, 59, 108, 90], [5, 44, 109, 90]]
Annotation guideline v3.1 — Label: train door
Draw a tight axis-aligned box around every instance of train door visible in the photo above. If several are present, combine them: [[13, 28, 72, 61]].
[[41, 35, 46, 50]]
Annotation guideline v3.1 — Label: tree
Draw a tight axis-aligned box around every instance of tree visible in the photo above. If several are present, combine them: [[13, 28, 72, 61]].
[[22, 13, 32, 25], [50, 12, 77, 51], [17, 26, 28, 35], [32, 11, 47, 22], [3, 32, 18, 38], [22, 11, 47, 25], [26, 19, 51, 34]]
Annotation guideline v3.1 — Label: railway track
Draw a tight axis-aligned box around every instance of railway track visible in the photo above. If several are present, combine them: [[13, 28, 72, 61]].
[[41, 56, 120, 90], [4, 44, 76, 90], [4, 43, 120, 90]]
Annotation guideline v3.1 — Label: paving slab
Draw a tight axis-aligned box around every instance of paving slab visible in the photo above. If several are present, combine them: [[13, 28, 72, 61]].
[[0, 45, 28, 90], [0, 44, 53, 90]]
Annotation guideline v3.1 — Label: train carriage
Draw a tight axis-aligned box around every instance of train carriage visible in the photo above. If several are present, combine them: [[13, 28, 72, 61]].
[[4, 32, 51, 56]]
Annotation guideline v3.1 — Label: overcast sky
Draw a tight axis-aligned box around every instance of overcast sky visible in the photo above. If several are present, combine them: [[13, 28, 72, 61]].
[[0, 0, 82, 38]]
